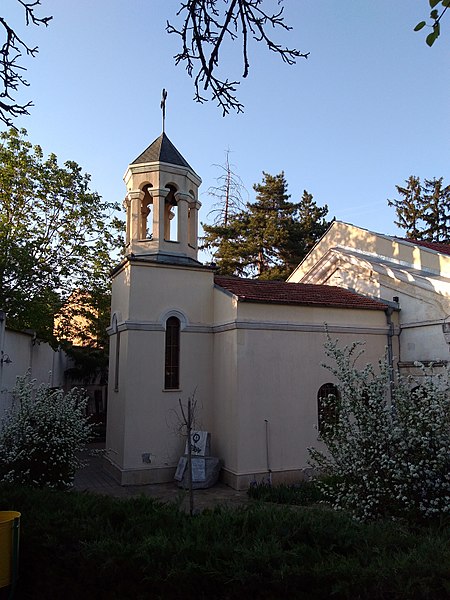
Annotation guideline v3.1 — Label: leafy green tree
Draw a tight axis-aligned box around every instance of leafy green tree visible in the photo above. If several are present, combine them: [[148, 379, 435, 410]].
[[203, 172, 331, 280], [0, 128, 123, 345], [388, 176, 450, 242]]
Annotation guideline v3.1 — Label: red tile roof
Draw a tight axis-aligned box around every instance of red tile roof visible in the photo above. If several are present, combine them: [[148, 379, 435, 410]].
[[214, 276, 387, 310], [397, 238, 450, 256]]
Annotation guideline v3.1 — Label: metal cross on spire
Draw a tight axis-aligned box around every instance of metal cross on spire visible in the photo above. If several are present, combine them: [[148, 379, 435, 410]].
[[161, 89, 168, 133]]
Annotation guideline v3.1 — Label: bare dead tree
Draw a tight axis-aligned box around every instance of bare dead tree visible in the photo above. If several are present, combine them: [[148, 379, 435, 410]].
[[167, 0, 309, 115], [0, 1, 52, 127], [167, 390, 201, 515], [207, 149, 248, 226], [178, 396, 196, 516]]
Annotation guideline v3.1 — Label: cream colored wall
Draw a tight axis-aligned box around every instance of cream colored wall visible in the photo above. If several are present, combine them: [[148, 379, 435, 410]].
[[107, 327, 214, 481], [128, 262, 214, 324], [110, 265, 131, 321], [106, 260, 215, 483], [377, 277, 450, 363], [230, 309, 394, 486], [105, 330, 127, 466], [211, 328, 239, 469], [318, 258, 450, 364], [213, 286, 238, 325], [238, 301, 388, 330], [209, 293, 395, 488]]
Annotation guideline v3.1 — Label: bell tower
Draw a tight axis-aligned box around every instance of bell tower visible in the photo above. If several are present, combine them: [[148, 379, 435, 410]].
[[123, 132, 202, 264]]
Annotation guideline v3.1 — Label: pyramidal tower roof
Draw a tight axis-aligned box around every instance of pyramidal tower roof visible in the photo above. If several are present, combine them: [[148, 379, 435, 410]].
[[131, 132, 196, 174]]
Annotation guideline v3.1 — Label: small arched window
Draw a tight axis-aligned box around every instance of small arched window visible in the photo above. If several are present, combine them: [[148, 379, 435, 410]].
[[317, 383, 339, 435], [165, 316, 180, 389]]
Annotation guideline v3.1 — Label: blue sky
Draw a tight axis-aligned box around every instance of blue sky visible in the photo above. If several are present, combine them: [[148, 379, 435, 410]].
[[4, 0, 449, 259]]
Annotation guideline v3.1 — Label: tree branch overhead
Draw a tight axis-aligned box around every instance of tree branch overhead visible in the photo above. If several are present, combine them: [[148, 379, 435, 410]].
[[167, 0, 309, 115], [0, 1, 52, 127]]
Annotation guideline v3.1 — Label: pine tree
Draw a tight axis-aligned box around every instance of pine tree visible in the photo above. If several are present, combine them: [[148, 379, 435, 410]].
[[202, 171, 331, 279], [279, 190, 331, 275], [201, 152, 248, 274], [422, 178, 450, 242], [388, 176, 450, 242], [240, 171, 296, 279]]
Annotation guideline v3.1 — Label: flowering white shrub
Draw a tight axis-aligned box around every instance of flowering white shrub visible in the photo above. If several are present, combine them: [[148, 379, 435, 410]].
[[0, 376, 93, 490], [309, 337, 450, 521]]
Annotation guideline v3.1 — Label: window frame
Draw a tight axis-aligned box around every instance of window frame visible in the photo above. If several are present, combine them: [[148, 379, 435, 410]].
[[164, 316, 181, 390]]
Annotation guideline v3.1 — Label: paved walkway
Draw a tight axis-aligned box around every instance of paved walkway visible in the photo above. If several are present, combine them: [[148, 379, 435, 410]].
[[73, 444, 249, 512]]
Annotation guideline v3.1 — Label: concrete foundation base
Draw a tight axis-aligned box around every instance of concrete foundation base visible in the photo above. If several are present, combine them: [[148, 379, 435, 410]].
[[220, 467, 315, 491], [103, 457, 177, 485], [104, 457, 314, 490]]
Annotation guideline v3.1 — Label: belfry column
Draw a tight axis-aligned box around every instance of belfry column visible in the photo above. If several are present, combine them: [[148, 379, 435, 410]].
[[151, 189, 167, 242], [123, 196, 131, 246], [127, 190, 145, 243], [188, 200, 202, 249], [176, 192, 191, 248]]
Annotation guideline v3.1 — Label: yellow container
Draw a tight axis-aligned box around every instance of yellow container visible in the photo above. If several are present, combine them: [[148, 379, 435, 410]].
[[0, 511, 21, 589]]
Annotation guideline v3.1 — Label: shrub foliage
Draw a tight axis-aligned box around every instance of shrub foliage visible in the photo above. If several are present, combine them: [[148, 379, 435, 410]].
[[309, 337, 450, 521], [0, 375, 93, 489]]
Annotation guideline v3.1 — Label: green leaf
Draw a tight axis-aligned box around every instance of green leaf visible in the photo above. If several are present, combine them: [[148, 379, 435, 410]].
[[429, 0, 440, 7], [414, 21, 427, 31], [442, 0, 450, 6], [430, 9, 439, 19], [426, 31, 438, 46]]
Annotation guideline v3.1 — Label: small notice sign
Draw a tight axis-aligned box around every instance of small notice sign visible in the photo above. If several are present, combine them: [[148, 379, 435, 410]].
[[184, 431, 210, 456]]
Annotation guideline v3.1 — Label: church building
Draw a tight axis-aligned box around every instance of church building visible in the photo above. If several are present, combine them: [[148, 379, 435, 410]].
[[105, 131, 450, 490]]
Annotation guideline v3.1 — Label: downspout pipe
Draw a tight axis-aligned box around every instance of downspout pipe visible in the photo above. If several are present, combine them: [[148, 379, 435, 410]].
[[264, 419, 272, 485], [385, 306, 395, 410]]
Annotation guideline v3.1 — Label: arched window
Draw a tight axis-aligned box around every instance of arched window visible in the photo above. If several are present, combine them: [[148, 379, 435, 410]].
[[165, 316, 180, 389], [317, 383, 339, 435], [164, 185, 178, 242], [141, 184, 153, 239]]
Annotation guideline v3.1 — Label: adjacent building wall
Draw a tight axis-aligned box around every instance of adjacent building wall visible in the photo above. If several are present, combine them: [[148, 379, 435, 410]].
[[289, 222, 450, 369], [0, 323, 66, 417]]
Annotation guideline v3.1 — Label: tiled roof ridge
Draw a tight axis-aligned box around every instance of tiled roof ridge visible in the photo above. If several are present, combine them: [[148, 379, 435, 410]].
[[214, 275, 387, 311]]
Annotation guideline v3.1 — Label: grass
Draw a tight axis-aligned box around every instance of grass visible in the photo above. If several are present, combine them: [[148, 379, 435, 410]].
[[247, 480, 324, 506], [1, 485, 450, 599]]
